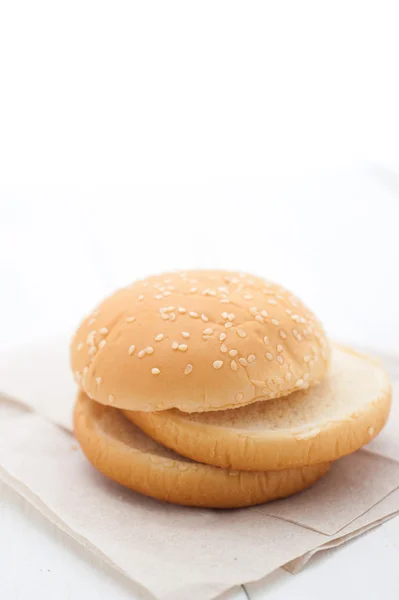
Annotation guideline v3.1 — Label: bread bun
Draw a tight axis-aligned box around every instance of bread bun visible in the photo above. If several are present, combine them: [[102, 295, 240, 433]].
[[71, 270, 330, 413], [124, 345, 391, 470], [74, 392, 330, 508]]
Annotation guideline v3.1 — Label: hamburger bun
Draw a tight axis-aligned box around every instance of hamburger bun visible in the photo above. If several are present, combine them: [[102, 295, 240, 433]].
[[124, 345, 391, 471], [74, 391, 330, 508], [71, 270, 330, 413]]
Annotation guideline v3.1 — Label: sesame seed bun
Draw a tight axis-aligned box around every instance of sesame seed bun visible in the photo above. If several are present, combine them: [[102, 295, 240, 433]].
[[73, 391, 330, 508], [124, 345, 391, 471], [71, 270, 330, 413]]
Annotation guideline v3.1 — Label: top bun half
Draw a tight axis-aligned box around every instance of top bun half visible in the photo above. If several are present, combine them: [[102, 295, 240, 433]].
[[70, 270, 330, 412]]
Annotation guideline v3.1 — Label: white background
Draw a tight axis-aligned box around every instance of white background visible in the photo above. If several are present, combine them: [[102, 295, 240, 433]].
[[1, 1, 399, 599]]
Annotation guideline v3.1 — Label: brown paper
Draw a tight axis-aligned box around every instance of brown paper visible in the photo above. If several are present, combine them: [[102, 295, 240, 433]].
[[0, 338, 399, 600]]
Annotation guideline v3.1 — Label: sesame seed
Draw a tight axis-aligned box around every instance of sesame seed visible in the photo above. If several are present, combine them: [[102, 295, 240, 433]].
[[255, 315, 264, 323], [247, 354, 256, 363], [151, 368, 161, 375], [225, 322, 233, 328], [138, 295, 144, 301], [230, 360, 238, 371], [303, 354, 311, 363], [203, 328, 213, 335], [138, 350, 146, 358], [276, 355, 284, 365], [221, 312, 229, 319], [108, 394, 115, 404], [128, 345, 136, 355], [286, 309, 293, 315], [163, 291, 172, 296], [271, 319, 279, 326], [88, 346, 97, 356], [237, 329, 247, 338], [154, 294, 164, 299], [249, 307, 258, 315], [368, 427, 374, 437], [279, 330, 287, 339], [236, 393, 244, 401], [77, 342, 84, 351], [260, 309, 268, 317], [83, 366, 88, 376], [99, 340, 107, 349], [229, 349, 238, 357], [285, 372, 292, 382], [309, 359, 316, 368], [201, 314, 209, 322], [189, 312, 199, 318], [263, 336, 270, 345], [178, 307, 186, 313], [154, 334, 164, 341], [239, 357, 248, 367], [220, 298, 229, 303], [99, 327, 109, 335], [267, 299, 277, 305], [295, 378, 304, 387], [213, 360, 223, 369], [189, 287, 197, 293], [228, 313, 235, 321], [161, 313, 169, 320], [88, 318, 96, 325], [170, 313, 176, 321], [145, 347, 154, 355], [181, 332, 190, 339], [172, 341, 179, 350], [160, 306, 175, 313], [184, 364, 193, 375], [220, 333, 227, 341], [220, 344, 228, 353], [277, 344, 284, 353], [92, 310, 100, 317], [265, 352, 274, 361], [243, 294, 253, 300], [96, 377, 101, 385], [126, 316, 136, 323], [178, 344, 188, 351]]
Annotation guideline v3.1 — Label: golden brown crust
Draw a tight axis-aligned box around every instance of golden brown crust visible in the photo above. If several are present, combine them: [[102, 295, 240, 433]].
[[71, 270, 330, 413], [74, 392, 330, 508], [124, 346, 391, 471]]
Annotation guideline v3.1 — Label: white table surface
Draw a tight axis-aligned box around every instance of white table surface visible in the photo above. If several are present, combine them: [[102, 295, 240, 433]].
[[1, 173, 399, 599]]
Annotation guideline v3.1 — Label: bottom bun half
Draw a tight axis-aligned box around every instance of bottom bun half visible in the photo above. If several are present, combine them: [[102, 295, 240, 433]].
[[74, 392, 330, 508]]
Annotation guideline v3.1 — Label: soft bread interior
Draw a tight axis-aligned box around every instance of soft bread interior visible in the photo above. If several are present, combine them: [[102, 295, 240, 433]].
[[125, 345, 391, 470], [182, 346, 389, 432]]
